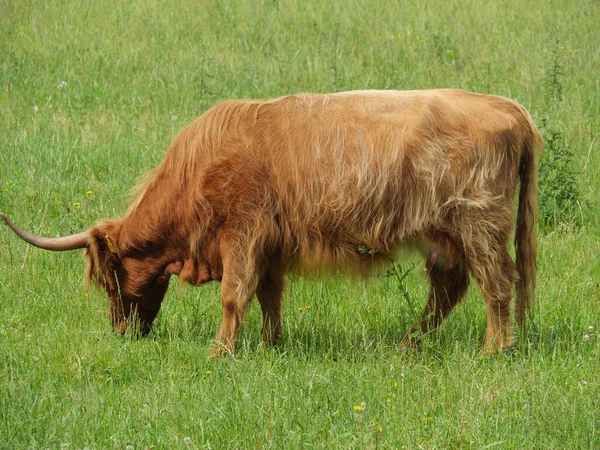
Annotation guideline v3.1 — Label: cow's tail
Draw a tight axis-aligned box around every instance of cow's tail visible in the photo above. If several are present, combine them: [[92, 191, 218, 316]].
[[514, 112, 543, 327]]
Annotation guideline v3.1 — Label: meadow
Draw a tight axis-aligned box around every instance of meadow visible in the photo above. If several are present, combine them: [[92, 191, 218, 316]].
[[1, 0, 599, 448]]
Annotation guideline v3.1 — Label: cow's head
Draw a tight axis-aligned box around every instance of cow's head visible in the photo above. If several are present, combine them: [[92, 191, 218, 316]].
[[1, 214, 170, 335]]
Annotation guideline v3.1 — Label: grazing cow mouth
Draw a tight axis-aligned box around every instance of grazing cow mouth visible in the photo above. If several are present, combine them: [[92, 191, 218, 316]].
[[112, 315, 153, 336], [110, 298, 160, 336]]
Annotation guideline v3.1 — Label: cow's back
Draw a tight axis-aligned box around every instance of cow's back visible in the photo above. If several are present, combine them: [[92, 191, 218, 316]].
[[236, 91, 527, 255]]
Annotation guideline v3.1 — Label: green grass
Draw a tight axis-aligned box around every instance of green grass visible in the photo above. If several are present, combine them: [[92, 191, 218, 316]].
[[1, 0, 599, 448]]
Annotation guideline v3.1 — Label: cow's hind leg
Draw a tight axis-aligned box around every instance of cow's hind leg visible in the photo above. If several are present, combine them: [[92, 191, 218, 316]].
[[256, 265, 284, 346], [402, 256, 469, 348], [465, 232, 517, 354]]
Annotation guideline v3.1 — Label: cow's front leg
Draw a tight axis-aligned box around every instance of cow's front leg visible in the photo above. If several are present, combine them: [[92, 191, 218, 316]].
[[210, 241, 259, 358], [210, 277, 254, 358], [256, 266, 284, 346]]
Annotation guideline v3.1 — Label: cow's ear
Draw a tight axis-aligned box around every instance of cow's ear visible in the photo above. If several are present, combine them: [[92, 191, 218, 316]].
[[88, 221, 122, 259], [85, 222, 121, 289]]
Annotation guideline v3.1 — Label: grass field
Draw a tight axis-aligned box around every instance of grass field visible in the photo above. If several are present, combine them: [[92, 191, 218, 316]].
[[1, 0, 599, 448]]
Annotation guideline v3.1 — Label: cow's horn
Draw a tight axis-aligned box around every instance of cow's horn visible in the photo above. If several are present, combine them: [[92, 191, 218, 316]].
[[1, 213, 89, 251]]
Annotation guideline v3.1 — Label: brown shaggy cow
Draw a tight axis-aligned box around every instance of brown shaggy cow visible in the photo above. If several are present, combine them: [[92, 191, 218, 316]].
[[2, 89, 542, 356]]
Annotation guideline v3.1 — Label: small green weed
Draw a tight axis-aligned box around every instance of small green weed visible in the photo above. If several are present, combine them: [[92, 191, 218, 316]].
[[538, 126, 583, 230], [544, 38, 564, 104]]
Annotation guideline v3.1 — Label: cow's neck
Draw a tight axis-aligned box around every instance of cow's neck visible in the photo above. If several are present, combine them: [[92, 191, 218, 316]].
[[120, 180, 190, 259], [118, 178, 221, 283]]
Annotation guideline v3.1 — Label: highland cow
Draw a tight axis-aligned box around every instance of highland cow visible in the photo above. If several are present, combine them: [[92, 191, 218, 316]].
[[2, 89, 542, 356]]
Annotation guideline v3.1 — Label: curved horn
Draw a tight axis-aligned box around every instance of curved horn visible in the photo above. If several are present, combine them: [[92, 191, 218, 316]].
[[1, 213, 89, 251]]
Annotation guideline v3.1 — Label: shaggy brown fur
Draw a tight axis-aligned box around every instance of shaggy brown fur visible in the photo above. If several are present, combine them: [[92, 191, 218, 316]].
[[82, 89, 541, 356]]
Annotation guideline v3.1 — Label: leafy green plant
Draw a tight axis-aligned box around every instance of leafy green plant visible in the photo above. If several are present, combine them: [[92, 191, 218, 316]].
[[358, 245, 416, 318], [382, 258, 417, 318], [538, 35, 584, 231], [538, 126, 582, 230], [544, 38, 564, 104]]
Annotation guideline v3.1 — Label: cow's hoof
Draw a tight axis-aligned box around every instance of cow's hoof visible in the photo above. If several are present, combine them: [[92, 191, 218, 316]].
[[209, 342, 234, 359], [399, 330, 423, 352], [481, 331, 514, 356]]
